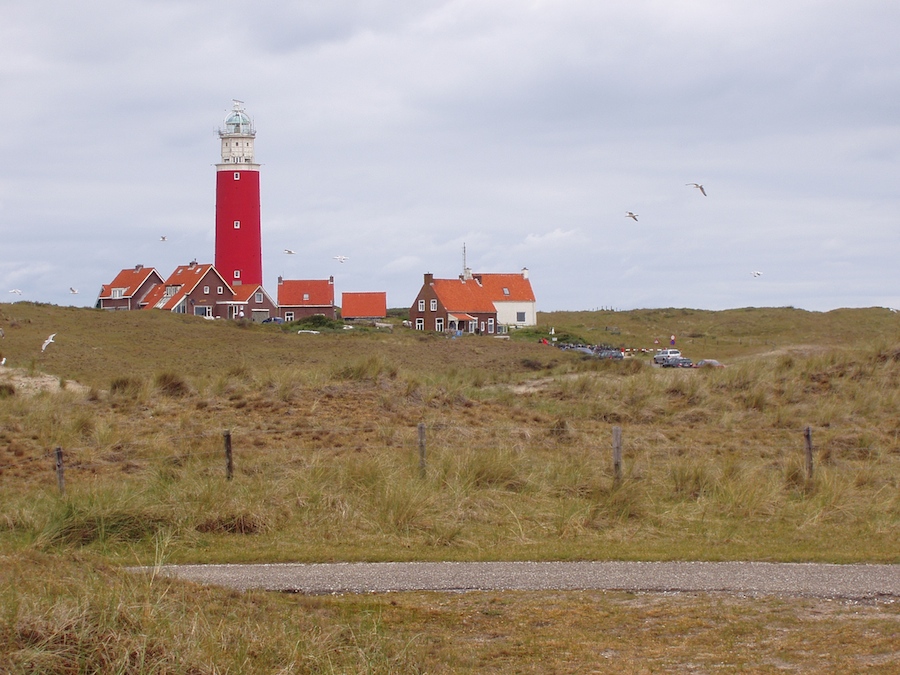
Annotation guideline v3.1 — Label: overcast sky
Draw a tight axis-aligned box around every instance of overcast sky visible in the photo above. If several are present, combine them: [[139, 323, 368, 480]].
[[2, 1, 898, 312]]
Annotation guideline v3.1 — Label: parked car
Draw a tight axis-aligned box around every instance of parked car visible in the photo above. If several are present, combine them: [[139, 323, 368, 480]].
[[261, 317, 284, 324], [597, 349, 624, 360], [653, 349, 681, 364], [662, 356, 693, 368], [694, 359, 725, 368]]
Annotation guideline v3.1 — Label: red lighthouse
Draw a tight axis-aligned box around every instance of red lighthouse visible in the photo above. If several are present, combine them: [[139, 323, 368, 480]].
[[215, 100, 262, 287]]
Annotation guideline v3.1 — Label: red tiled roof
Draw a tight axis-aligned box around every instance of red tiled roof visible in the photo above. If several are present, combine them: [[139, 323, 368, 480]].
[[230, 284, 273, 304], [278, 279, 334, 307], [473, 273, 536, 302], [143, 263, 232, 311], [98, 266, 160, 299], [341, 292, 387, 319], [431, 278, 497, 313]]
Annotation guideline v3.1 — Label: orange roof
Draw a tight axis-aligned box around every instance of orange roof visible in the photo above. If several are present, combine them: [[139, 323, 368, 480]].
[[278, 279, 334, 306], [98, 266, 160, 299], [341, 292, 387, 319], [431, 278, 497, 313], [230, 284, 273, 304], [473, 273, 536, 302]]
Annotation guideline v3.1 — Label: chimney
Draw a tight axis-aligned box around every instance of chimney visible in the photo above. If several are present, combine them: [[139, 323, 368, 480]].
[[328, 276, 334, 284], [424, 272, 434, 285], [277, 275, 283, 285], [521, 267, 529, 279], [134, 264, 143, 271]]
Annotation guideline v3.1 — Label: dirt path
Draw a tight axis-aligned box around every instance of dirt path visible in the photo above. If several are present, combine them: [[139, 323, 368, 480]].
[[143, 561, 900, 599]]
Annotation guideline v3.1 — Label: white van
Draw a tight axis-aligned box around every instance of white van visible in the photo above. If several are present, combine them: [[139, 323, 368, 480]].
[[653, 348, 681, 364]]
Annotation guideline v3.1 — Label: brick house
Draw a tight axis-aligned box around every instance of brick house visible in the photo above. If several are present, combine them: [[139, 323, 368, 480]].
[[141, 261, 236, 318], [226, 283, 278, 321], [96, 265, 164, 310], [409, 269, 536, 334], [277, 276, 336, 321]]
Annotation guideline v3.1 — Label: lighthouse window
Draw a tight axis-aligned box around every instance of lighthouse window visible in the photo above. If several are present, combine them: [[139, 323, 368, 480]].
[[234, 172, 240, 180], [234, 270, 241, 279], [234, 221, 240, 229]]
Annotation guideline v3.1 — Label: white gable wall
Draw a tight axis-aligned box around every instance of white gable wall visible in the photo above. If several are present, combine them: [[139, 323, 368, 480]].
[[494, 300, 536, 327]]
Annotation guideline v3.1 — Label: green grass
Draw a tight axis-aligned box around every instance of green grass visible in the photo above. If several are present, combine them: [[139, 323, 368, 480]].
[[1, 302, 899, 671]]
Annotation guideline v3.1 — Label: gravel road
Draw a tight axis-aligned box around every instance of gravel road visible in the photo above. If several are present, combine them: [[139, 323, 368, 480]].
[[142, 561, 900, 599]]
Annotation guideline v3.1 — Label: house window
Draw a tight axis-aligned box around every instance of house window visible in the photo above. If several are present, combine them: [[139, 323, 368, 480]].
[[418, 299, 425, 312], [234, 172, 240, 180], [111, 288, 124, 299], [285, 312, 294, 322], [303, 293, 310, 301], [502, 287, 510, 296], [203, 286, 209, 294], [429, 299, 437, 312], [415, 318, 424, 330], [234, 220, 240, 229], [488, 318, 495, 334], [516, 311, 526, 322], [255, 292, 263, 303], [468, 320, 477, 333], [234, 270, 241, 279], [435, 318, 444, 332], [194, 306, 212, 317], [217, 286, 223, 295], [164, 285, 179, 297]]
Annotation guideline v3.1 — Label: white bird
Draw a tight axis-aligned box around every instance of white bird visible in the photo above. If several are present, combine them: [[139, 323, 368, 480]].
[[160, 236, 168, 242], [625, 212, 638, 221], [686, 183, 707, 196], [69, 287, 78, 294], [284, 249, 296, 255], [41, 333, 56, 352], [751, 271, 762, 277], [334, 255, 349, 263], [8, 289, 22, 295]]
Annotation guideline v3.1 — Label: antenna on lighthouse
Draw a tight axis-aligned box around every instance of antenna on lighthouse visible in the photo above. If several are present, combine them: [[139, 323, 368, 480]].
[[462, 243, 466, 275]]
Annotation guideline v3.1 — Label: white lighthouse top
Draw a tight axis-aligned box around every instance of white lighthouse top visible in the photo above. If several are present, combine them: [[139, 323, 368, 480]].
[[220, 100, 255, 137], [217, 100, 258, 168]]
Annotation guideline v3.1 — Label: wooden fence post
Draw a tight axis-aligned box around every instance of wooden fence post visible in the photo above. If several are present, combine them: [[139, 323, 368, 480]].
[[55, 447, 65, 495], [612, 426, 622, 483], [418, 422, 426, 478], [224, 430, 233, 481], [804, 426, 814, 481]]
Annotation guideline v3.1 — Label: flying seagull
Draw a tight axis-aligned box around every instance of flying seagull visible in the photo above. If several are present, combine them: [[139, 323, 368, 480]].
[[8, 289, 22, 295], [69, 287, 78, 294], [625, 212, 639, 221], [751, 271, 762, 277], [160, 236, 168, 242], [41, 333, 56, 352], [686, 183, 707, 196], [334, 255, 349, 263], [284, 249, 296, 255]]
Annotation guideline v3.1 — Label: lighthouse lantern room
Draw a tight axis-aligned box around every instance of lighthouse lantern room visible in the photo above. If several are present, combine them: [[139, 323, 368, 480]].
[[215, 100, 262, 286]]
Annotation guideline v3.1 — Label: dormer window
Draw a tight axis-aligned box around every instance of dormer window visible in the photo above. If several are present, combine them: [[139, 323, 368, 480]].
[[111, 288, 125, 299]]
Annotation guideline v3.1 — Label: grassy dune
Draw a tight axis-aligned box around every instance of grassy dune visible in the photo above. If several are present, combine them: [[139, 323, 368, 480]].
[[1, 302, 898, 672]]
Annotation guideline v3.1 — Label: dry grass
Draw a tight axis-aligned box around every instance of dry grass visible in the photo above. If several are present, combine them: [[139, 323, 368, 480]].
[[1, 302, 899, 671]]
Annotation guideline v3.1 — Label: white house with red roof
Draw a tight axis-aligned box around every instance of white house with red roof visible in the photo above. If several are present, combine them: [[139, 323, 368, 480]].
[[276, 276, 336, 321], [409, 269, 536, 334], [96, 265, 164, 311]]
